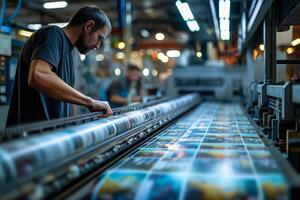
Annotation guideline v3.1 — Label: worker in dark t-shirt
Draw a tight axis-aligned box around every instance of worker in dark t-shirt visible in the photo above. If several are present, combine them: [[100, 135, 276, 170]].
[[6, 6, 113, 127], [107, 63, 142, 108]]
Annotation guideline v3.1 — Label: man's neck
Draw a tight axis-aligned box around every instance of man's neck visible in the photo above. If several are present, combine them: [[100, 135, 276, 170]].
[[63, 25, 81, 46]]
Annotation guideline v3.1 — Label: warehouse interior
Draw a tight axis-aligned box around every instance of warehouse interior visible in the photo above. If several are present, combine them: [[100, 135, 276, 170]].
[[1, 0, 300, 199]]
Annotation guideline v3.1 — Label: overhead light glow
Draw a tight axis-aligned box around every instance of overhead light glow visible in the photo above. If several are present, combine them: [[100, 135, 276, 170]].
[[175, 1, 194, 21], [220, 30, 230, 40], [152, 69, 158, 77], [28, 24, 42, 30], [196, 51, 202, 58], [166, 50, 181, 57], [259, 44, 264, 51], [157, 52, 165, 60], [140, 29, 150, 38], [161, 56, 169, 63], [291, 38, 300, 46], [117, 42, 126, 49], [18, 30, 33, 37], [143, 68, 150, 77], [43, 1, 68, 9], [286, 47, 294, 55], [116, 52, 125, 59], [219, 19, 229, 31], [155, 33, 165, 41], [219, 0, 230, 40], [114, 68, 121, 76], [79, 54, 86, 61], [219, 0, 230, 19], [48, 22, 68, 27], [96, 54, 104, 61], [187, 20, 200, 32]]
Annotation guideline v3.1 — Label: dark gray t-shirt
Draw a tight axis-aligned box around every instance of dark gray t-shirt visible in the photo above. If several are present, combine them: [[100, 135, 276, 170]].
[[6, 25, 75, 127]]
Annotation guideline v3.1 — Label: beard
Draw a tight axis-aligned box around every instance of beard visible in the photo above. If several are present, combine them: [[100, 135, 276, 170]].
[[75, 33, 90, 54]]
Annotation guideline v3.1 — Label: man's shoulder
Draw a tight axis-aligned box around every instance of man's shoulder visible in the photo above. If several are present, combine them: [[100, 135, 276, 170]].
[[37, 25, 63, 37]]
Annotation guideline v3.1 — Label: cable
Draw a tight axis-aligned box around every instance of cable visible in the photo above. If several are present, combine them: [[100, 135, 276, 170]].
[[6, 0, 22, 22], [0, 0, 6, 26]]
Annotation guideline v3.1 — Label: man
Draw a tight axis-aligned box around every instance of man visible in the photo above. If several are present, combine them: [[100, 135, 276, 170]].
[[6, 6, 113, 127], [107, 63, 142, 108]]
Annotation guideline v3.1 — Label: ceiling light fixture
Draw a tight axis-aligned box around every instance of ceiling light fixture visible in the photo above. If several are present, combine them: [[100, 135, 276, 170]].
[[166, 50, 181, 58], [155, 33, 165, 41], [43, 1, 68, 9], [219, 0, 230, 40], [175, 0, 199, 32]]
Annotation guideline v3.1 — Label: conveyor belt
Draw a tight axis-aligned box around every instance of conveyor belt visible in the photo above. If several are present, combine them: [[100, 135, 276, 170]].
[[79, 102, 298, 200]]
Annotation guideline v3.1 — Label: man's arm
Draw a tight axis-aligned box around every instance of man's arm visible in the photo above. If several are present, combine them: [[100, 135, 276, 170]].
[[28, 59, 112, 117], [109, 94, 128, 105]]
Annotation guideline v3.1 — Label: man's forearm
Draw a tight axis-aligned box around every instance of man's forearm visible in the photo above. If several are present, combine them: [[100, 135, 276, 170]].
[[110, 95, 128, 105], [29, 69, 92, 108]]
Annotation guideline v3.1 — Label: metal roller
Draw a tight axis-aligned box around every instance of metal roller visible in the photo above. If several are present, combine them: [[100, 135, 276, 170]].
[[0, 94, 198, 185]]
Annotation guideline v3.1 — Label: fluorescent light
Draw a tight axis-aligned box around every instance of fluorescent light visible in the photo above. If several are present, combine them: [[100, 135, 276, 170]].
[[143, 68, 150, 77], [220, 19, 229, 31], [221, 30, 230, 40], [166, 50, 181, 57], [187, 20, 200, 32], [219, 0, 230, 19], [28, 24, 42, 30], [155, 33, 165, 40], [43, 1, 68, 9], [175, 1, 194, 21], [18, 30, 33, 37], [291, 38, 300, 46]]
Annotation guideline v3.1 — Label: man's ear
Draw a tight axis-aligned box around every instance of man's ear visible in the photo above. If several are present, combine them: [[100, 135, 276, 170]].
[[85, 20, 95, 32]]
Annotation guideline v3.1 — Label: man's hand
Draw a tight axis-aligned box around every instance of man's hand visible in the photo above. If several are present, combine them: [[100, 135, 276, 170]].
[[87, 99, 113, 117]]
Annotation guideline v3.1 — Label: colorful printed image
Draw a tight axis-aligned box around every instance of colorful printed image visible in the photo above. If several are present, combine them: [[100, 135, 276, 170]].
[[197, 150, 248, 159], [134, 148, 167, 158], [249, 151, 272, 159], [203, 135, 243, 144], [253, 158, 281, 174], [154, 136, 179, 143], [184, 175, 258, 200], [259, 175, 287, 200], [242, 136, 262, 144], [117, 157, 159, 171], [146, 141, 176, 149], [200, 143, 245, 151], [178, 137, 203, 143], [91, 171, 146, 200], [246, 144, 268, 151], [192, 158, 253, 175], [176, 141, 200, 149], [138, 173, 182, 200], [165, 149, 196, 159], [153, 158, 190, 172], [208, 128, 239, 134], [239, 129, 257, 134]]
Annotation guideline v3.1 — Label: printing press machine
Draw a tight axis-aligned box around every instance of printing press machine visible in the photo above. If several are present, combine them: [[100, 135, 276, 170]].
[[0, 94, 299, 200]]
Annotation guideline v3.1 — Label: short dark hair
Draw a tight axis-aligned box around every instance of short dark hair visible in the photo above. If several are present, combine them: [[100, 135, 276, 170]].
[[68, 6, 111, 33], [127, 63, 140, 72]]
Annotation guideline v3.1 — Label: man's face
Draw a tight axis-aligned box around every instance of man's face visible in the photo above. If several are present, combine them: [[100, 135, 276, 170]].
[[76, 21, 109, 54], [127, 69, 140, 82]]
